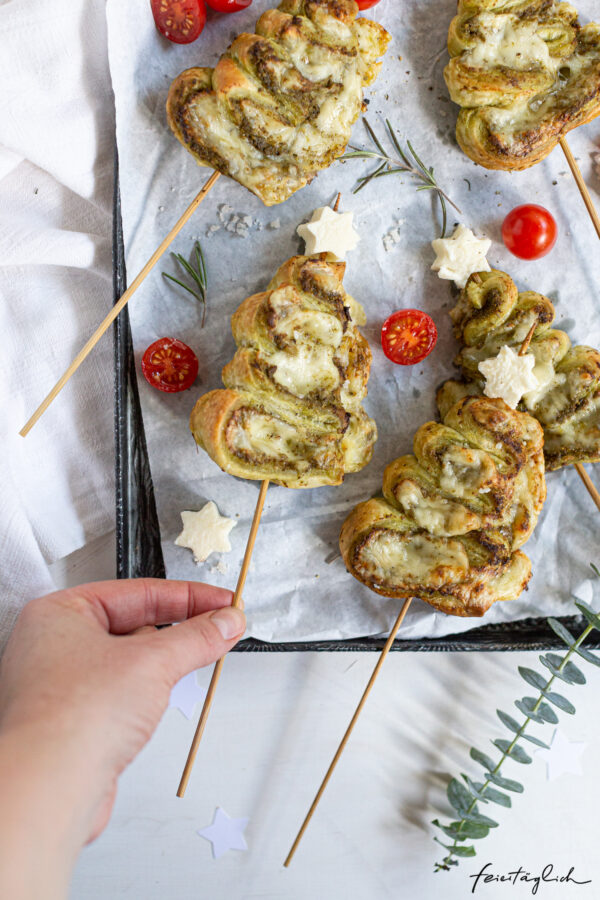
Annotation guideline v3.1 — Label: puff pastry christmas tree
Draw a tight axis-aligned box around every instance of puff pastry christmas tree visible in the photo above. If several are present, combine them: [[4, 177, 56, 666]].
[[340, 395, 546, 617], [167, 0, 390, 205], [191, 252, 377, 487], [438, 269, 600, 471], [445, 1, 600, 170]]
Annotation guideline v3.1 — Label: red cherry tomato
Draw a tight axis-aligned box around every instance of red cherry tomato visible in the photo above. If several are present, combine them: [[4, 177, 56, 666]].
[[141, 338, 199, 393], [381, 310, 438, 366], [150, 0, 206, 44], [502, 204, 558, 260], [356, 0, 381, 8], [205, 0, 252, 10]]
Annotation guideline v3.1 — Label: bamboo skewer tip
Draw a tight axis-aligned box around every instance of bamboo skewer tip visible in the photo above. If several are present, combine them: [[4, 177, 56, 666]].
[[283, 596, 413, 867]]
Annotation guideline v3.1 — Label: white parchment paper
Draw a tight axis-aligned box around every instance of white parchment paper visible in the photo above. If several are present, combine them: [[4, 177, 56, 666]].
[[106, 0, 600, 642]]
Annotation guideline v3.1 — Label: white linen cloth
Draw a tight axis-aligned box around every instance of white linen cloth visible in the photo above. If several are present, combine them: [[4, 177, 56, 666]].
[[0, 0, 116, 650]]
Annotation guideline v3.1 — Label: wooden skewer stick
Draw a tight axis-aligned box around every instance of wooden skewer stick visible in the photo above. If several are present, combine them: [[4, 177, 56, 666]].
[[518, 322, 537, 357], [19, 170, 222, 437], [177, 478, 269, 798], [559, 137, 600, 240], [574, 463, 600, 514], [283, 596, 413, 867], [556, 138, 600, 509]]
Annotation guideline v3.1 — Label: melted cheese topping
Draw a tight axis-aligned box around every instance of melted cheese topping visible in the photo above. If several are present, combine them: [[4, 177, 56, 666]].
[[232, 413, 301, 461], [272, 303, 343, 348], [523, 361, 564, 410], [466, 14, 554, 71], [268, 344, 341, 398], [438, 445, 495, 498], [396, 481, 479, 536], [362, 531, 469, 587]]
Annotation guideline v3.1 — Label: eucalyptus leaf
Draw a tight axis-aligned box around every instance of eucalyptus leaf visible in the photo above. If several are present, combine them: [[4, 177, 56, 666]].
[[486, 772, 524, 793], [497, 709, 521, 733], [537, 702, 559, 724], [434, 838, 476, 858], [461, 810, 498, 828], [547, 618, 576, 647], [544, 691, 576, 714], [449, 845, 477, 858], [540, 654, 586, 685], [470, 747, 496, 772], [575, 645, 600, 667], [480, 787, 511, 808], [493, 739, 532, 764], [461, 776, 489, 803], [574, 601, 600, 632], [432, 820, 489, 841], [447, 779, 473, 815], [514, 698, 545, 724], [518, 667, 547, 691], [520, 733, 550, 748]]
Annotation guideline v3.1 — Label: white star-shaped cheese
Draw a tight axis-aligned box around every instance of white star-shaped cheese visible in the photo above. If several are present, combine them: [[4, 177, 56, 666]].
[[297, 206, 360, 260], [197, 808, 249, 859], [431, 224, 491, 289], [478, 345, 539, 409], [536, 729, 587, 781], [175, 502, 236, 564]]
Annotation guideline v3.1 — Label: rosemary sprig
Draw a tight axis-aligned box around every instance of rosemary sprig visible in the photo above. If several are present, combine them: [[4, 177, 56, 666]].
[[433, 574, 600, 872], [162, 241, 208, 327], [342, 119, 460, 238]]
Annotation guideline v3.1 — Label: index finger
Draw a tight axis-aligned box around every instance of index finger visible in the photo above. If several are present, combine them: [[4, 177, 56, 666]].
[[62, 578, 234, 634]]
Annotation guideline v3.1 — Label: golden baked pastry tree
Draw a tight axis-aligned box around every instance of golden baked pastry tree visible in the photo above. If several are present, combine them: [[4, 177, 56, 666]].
[[284, 393, 547, 865], [445, 0, 600, 238], [178, 251, 377, 796], [438, 269, 600, 510], [20, 0, 389, 435]]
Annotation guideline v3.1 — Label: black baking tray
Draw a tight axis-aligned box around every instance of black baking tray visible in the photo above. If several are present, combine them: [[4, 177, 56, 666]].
[[112, 149, 596, 652]]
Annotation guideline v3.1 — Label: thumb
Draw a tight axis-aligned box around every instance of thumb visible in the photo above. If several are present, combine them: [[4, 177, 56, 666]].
[[144, 606, 246, 683]]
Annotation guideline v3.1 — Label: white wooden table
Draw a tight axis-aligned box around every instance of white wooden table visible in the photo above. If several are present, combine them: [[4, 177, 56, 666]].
[[56, 535, 600, 899]]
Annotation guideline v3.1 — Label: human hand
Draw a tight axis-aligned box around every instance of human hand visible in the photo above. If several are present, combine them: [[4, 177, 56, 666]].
[[0, 579, 245, 898]]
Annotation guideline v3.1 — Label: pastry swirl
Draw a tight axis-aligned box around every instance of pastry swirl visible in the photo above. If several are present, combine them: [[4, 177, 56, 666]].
[[191, 253, 377, 488], [340, 396, 546, 617], [437, 269, 600, 470], [445, 1, 600, 170], [167, 1, 390, 205]]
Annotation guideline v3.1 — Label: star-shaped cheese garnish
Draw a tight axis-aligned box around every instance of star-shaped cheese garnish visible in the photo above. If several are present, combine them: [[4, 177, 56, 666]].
[[197, 808, 249, 859], [175, 501, 236, 564], [431, 224, 491, 289], [478, 344, 539, 409], [536, 729, 587, 781], [297, 206, 360, 260]]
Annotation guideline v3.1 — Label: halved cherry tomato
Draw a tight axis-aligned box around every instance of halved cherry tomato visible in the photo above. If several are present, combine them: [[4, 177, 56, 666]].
[[356, 0, 381, 9], [150, 0, 206, 44], [205, 0, 252, 10], [141, 338, 199, 392], [502, 204, 557, 260], [381, 310, 438, 366]]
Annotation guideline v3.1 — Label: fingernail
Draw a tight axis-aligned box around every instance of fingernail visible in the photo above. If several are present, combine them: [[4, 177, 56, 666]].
[[210, 607, 246, 640]]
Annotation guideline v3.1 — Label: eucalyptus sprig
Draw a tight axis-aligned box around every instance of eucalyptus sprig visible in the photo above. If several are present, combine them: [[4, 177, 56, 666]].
[[162, 241, 208, 327], [342, 119, 461, 238], [433, 578, 600, 873]]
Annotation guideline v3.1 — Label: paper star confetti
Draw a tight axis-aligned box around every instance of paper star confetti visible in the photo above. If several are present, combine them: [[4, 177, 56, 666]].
[[536, 729, 587, 781], [478, 345, 540, 409], [197, 808, 249, 860], [297, 206, 360, 260], [431, 224, 491, 289], [169, 671, 207, 720], [175, 501, 236, 564]]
